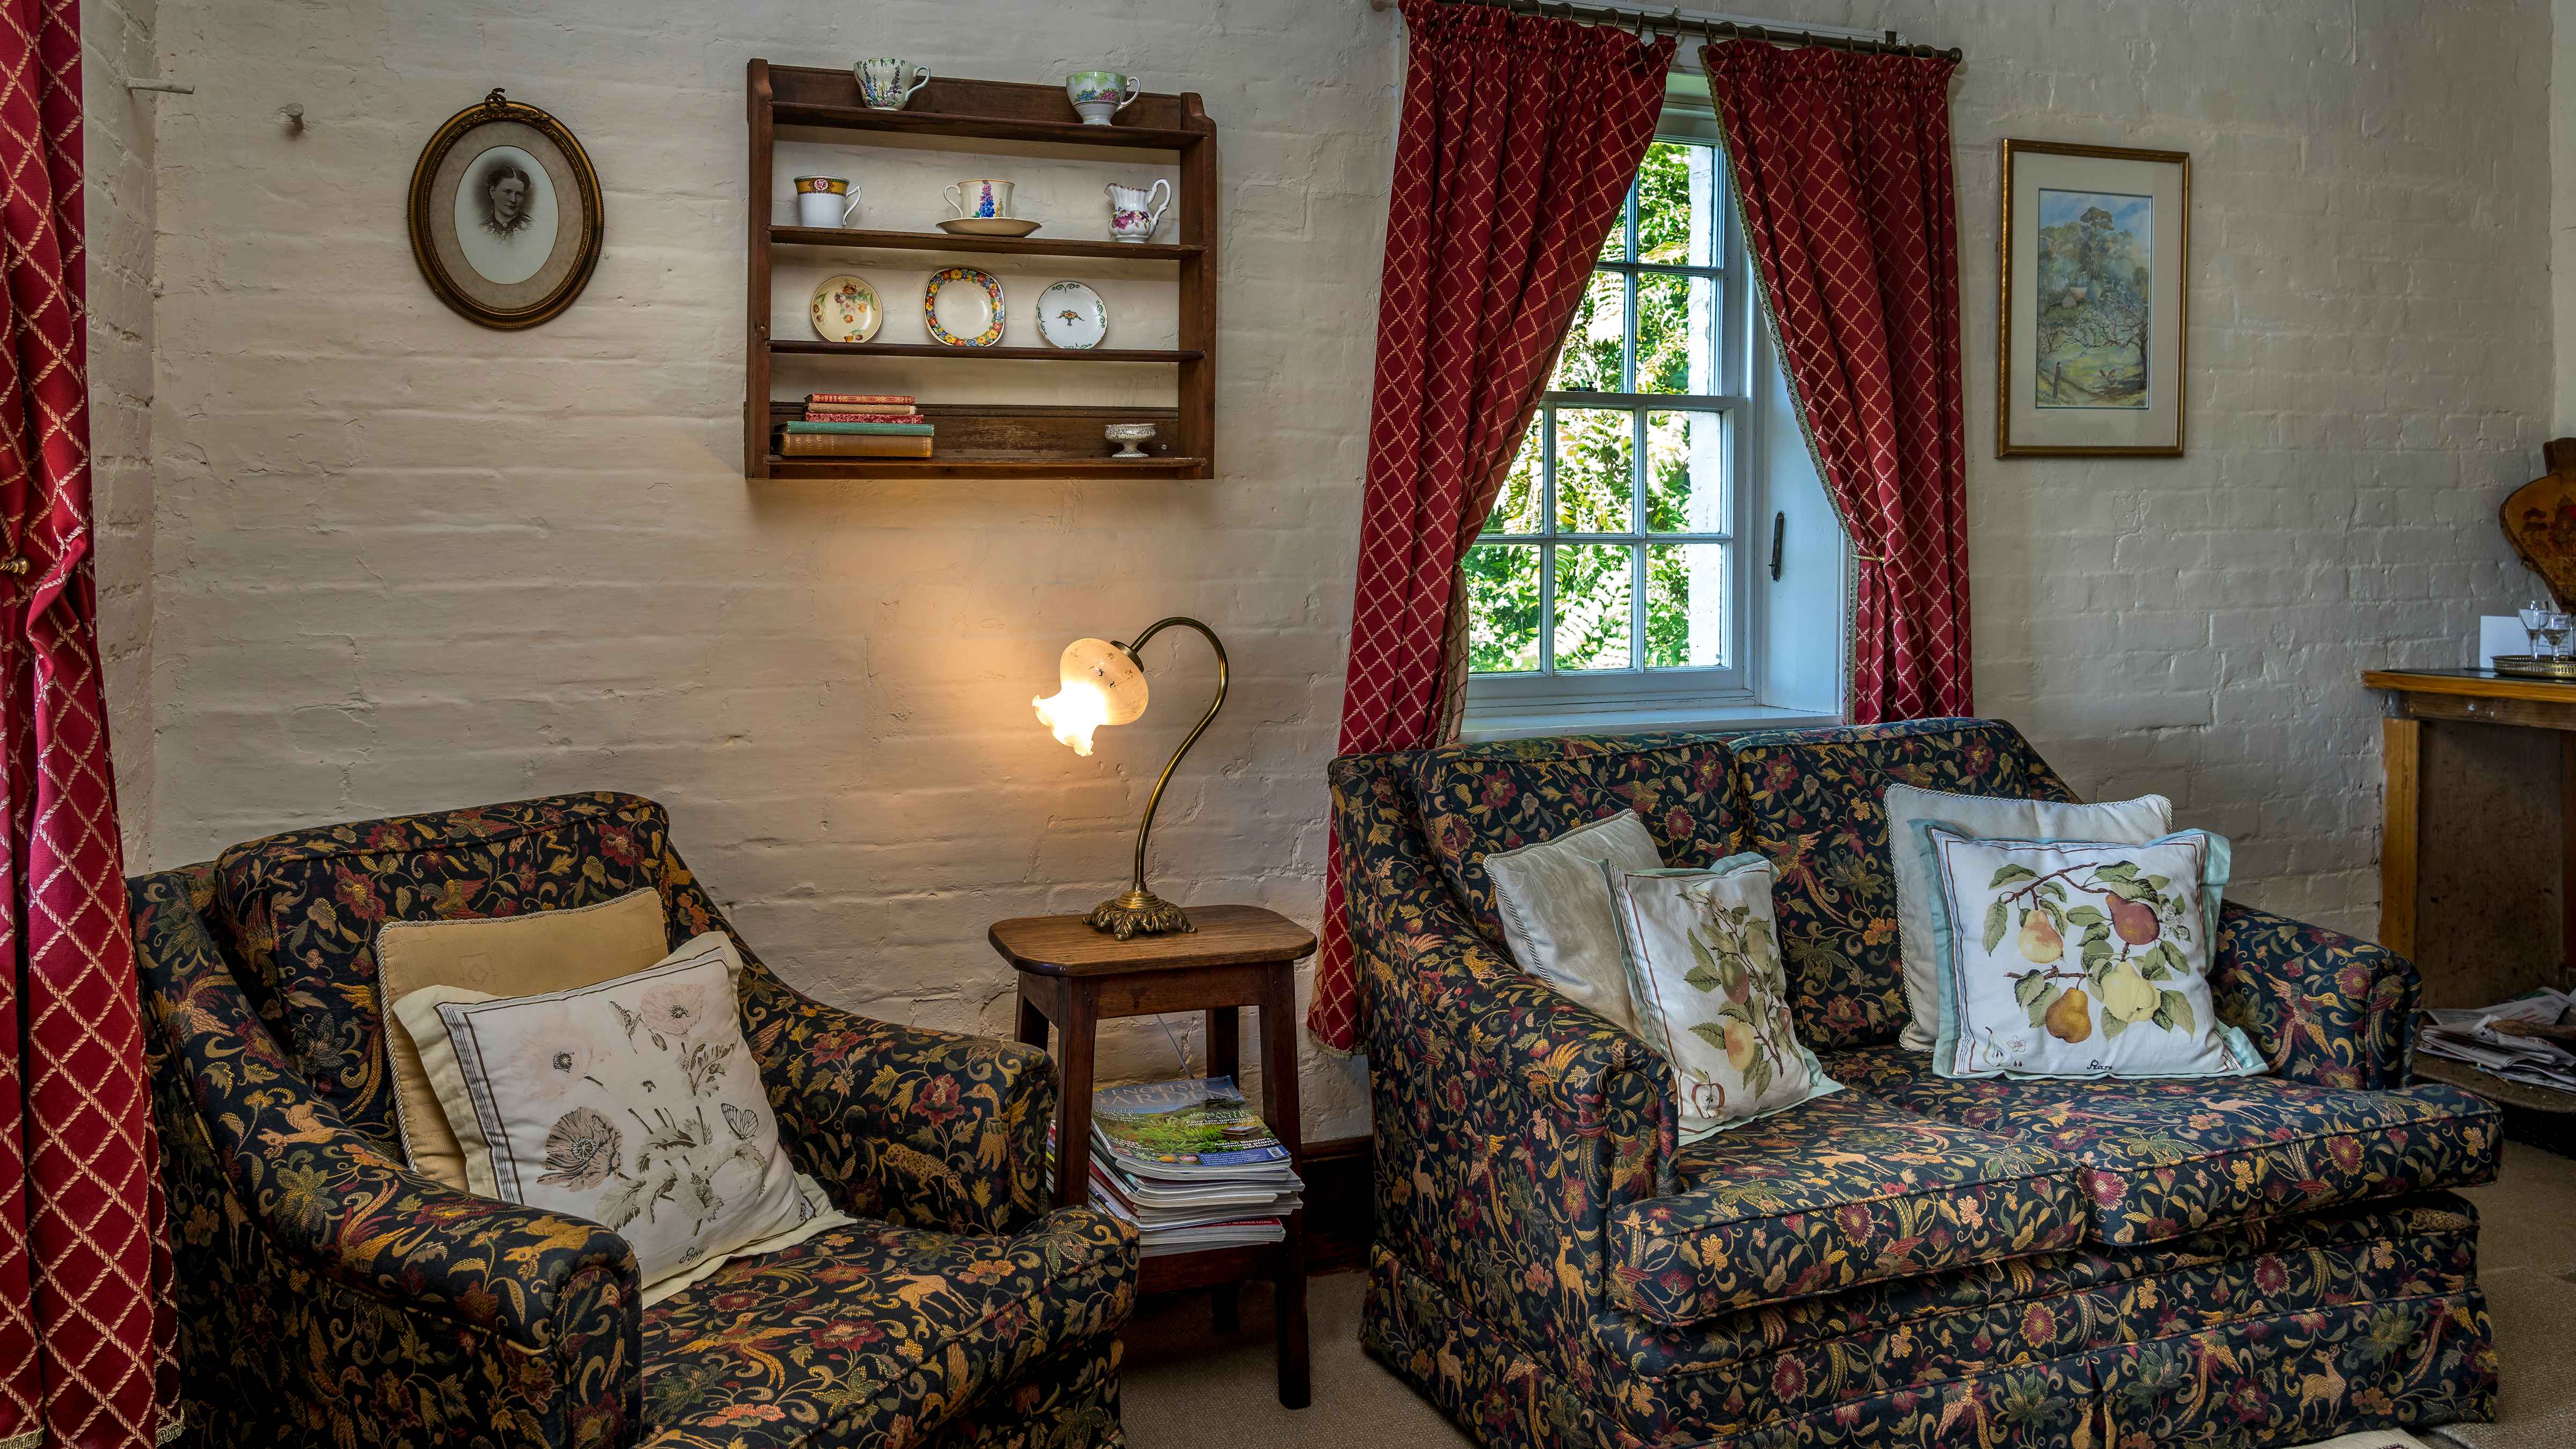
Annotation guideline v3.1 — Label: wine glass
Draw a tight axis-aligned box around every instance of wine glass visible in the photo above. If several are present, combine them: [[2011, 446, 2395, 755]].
[[2543, 612, 2572, 663], [2523, 601, 2556, 660]]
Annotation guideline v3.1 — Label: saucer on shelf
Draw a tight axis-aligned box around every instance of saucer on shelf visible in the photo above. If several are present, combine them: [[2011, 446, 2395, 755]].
[[938, 217, 1042, 238]]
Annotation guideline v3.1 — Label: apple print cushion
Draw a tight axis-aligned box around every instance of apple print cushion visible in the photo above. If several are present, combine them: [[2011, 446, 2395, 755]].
[[393, 933, 846, 1301], [1599, 853, 1840, 1143], [1919, 825, 2265, 1080], [1882, 782, 2172, 1053]]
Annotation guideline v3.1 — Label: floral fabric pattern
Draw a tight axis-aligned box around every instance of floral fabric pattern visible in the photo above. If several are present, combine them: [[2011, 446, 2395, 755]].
[[1341, 718, 2499, 1449], [639, 1214, 1135, 1449], [1376, 1194, 2492, 1448], [1725, 719, 2080, 1049], [1827, 1044, 2501, 1245], [137, 793, 1137, 1448], [2214, 900, 2420, 1090], [1607, 1088, 2084, 1325], [1405, 732, 1745, 948]]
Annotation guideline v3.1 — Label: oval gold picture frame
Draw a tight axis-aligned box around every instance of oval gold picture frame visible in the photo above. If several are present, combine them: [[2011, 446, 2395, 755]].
[[407, 89, 604, 331]]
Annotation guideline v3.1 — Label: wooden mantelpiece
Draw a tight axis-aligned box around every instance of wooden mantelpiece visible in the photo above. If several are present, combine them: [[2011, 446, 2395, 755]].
[[2366, 667, 2576, 1006], [2368, 667, 2576, 1117]]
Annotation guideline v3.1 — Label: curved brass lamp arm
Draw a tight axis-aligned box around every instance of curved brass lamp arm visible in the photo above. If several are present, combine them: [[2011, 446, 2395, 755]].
[[1092, 616, 1227, 937]]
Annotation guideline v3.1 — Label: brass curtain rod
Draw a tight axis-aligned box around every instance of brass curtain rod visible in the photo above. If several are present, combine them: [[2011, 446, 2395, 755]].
[[1371, 0, 1965, 64]]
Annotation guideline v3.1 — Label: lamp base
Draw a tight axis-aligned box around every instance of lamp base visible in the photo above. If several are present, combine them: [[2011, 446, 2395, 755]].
[[1088, 888, 1194, 940]]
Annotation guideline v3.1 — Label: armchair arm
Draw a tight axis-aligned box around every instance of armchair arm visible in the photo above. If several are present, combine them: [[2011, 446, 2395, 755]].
[[1333, 752, 1676, 1344], [657, 846, 1055, 1237], [739, 972, 1055, 1236], [2213, 901, 2419, 1089], [133, 868, 640, 1447]]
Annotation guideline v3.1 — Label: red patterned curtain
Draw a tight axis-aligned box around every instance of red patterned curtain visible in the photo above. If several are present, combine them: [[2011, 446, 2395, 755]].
[[1308, 0, 1673, 1052], [1701, 39, 1971, 723], [0, 0, 178, 1443]]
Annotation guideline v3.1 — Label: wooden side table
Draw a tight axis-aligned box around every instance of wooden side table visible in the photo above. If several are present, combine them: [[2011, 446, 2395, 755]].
[[988, 904, 1317, 1409]]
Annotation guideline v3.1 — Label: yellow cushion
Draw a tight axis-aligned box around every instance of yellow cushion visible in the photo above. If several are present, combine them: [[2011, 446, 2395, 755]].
[[374, 889, 670, 1189]]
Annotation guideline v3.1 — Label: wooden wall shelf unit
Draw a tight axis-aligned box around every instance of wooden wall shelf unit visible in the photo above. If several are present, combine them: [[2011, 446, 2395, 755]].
[[745, 61, 1216, 481]]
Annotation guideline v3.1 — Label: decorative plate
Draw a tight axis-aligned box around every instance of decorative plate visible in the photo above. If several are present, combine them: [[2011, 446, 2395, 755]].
[[924, 266, 1005, 347], [808, 273, 881, 343], [938, 217, 1042, 238], [1035, 281, 1108, 350], [2504, 442, 2576, 608]]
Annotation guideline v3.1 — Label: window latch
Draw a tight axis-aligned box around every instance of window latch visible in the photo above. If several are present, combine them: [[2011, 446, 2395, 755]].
[[1768, 511, 1785, 582]]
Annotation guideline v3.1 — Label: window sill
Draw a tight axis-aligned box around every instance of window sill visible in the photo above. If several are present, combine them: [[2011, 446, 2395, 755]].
[[1457, 702, 1844, 743]]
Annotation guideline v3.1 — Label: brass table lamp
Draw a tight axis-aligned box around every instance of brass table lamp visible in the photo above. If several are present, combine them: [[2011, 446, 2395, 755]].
[[1031, 617, 1228, 939]]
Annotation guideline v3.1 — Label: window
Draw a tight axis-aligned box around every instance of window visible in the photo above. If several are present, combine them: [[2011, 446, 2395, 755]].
[[1463, 123, 1757, 721]]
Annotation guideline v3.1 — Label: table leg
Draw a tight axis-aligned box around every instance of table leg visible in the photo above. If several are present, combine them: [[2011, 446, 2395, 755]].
[[1055, 985, 1097, 1212], [2382, 716, 2420, 958], [1205, 1002, 1243, 1330], [1257, 968, 1309, 1409], [1207, 1005, 1239, 1083], [2562, 733, 2576, 980], [1015, 985, 1047, 1049]]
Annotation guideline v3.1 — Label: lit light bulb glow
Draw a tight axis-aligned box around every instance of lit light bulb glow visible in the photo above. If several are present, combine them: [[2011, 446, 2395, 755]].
[[1034, 680, 1111, 756]]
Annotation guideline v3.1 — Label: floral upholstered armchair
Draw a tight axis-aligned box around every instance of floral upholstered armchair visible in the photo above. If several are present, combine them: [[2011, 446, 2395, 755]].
[[134, 792, 1137, 1449]]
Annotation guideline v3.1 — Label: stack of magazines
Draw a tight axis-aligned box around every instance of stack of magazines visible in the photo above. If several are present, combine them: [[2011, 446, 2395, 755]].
[[776, 393, 932, 458], [1066, 1077, 1303, 1257], [2419, 986, 2576, 1093]]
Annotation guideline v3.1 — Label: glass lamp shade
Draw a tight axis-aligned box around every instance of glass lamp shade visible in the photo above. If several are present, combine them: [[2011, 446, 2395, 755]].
[[1033, 638, 1148, 756]]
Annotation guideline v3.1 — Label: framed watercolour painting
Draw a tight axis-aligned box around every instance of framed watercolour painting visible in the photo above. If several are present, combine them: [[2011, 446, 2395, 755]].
[[407, 89, 604, 330], [1997, 140, 2189, 457]]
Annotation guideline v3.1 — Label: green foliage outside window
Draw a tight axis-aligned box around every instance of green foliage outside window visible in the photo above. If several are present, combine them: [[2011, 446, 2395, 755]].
[[1465, 141, 1728, 677]]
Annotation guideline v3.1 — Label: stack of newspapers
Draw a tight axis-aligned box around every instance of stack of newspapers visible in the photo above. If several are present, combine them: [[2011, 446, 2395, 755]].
[[1066, 1077, 1303, 1257], [2419, 986, 2576, 1093]]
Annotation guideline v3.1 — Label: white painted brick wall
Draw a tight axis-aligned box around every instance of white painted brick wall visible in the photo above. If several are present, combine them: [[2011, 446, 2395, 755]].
[[119, 0, 2557, 1143], [85, 0, 155, 861], [138, 0, 1401, 1138], [1836, 0, 2547, 937]]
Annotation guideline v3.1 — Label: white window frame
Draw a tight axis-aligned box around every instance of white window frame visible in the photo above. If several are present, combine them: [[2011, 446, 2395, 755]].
[[1463, 90, 1762, 728]]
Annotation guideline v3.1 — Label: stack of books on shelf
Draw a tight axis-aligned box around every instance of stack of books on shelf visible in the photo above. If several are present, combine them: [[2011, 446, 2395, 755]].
[[1055, 1076, 1304, 1258], [776, 393, 933, 458]]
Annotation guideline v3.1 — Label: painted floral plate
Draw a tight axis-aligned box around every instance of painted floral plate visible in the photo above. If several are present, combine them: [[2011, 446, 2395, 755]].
[[809, 273, 882, 344], [1035, 280, 1107, 350], [924, 266, 1005, 347]]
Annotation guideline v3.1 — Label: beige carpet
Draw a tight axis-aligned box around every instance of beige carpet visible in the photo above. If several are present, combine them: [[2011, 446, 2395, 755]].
[[1119, 1147, 2576, 1449]]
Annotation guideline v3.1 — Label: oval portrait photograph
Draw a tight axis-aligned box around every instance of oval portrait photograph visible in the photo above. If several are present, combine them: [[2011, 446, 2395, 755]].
[[408, 90, 602, 329]]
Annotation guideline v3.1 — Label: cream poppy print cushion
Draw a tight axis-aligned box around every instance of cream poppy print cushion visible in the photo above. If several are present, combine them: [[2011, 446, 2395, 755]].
[[1920, 825, 2265, 1080], [1599, 853, 1839, 1143], [396, 933, 843, 1300]]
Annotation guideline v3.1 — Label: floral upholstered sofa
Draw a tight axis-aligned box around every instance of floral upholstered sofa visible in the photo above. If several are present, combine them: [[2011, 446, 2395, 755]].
[[133, 792, 1137, 1449], [1336, 718, 2501, 1449]]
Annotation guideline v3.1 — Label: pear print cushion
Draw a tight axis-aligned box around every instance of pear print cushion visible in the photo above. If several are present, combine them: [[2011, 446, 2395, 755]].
[[1920, 825, 2265, 1080], [426, 939, 833, 1294], [1599, 853, 1839, 1143]]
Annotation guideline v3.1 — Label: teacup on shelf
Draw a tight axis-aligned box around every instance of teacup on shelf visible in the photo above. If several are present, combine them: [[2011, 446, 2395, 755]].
[[1066, 71, 1140, 126]]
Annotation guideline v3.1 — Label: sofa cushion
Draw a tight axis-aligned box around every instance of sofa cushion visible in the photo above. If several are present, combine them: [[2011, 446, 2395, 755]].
[[1606, 1087, 2087, 1326], [640, 1207, 1137, 1446], [1406, 731, 1744, 950], [1583, 1192, 2486, 1439], [213, 791, 684, 1145], [1725, 718, 2079, 1050], [1825, 1043, 2502, 1245]]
